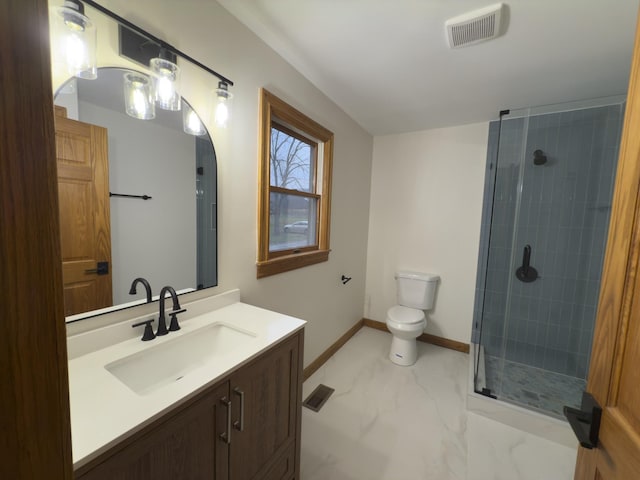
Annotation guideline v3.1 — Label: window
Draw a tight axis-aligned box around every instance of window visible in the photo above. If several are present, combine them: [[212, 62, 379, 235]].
[[257, 89, 334, 278]]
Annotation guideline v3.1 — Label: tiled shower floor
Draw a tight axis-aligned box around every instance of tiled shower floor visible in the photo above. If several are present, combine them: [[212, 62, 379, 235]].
[[485, 355, 586, 418]]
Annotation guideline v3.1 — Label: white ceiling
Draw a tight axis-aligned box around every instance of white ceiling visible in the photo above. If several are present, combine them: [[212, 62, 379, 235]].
[[218, 0, 640, 135]]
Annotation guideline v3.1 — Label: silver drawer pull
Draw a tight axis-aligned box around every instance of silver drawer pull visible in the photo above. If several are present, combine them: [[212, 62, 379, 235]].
[[233, 387, 245, 431], [219, 397, 231, 444]]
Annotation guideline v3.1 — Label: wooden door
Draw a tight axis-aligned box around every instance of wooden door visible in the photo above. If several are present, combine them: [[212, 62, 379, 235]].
[[54, 107, 112, 316], [1, 0, 73, 478], [574, 9, 640, 479], [229, 334, 301, 480], [76, 382, 230, 480]]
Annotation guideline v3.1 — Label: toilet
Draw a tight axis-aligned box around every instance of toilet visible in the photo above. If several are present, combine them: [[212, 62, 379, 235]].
[[386, 271, 440, 366]]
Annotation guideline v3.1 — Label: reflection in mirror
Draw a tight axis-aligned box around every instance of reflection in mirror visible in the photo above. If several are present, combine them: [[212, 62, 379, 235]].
[[54, 67, 217, 321]]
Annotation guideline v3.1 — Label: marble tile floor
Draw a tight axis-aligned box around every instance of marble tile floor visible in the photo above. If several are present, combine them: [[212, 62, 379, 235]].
[[484, 355, 586, 419], [301, 327, 577, 480]]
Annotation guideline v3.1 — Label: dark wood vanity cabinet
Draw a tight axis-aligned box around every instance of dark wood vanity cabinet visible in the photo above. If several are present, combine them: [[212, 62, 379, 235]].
[[228, 333, 300, 480], [75, 331, 303, 480], [75, 382, 230, 480]]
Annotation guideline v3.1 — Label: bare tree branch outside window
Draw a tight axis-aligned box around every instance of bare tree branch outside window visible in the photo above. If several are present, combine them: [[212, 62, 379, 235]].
[[270, 128, 312, 191]]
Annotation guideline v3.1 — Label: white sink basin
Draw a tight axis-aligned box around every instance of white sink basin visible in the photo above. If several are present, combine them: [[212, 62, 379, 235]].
[[105, 322, 257, 395]]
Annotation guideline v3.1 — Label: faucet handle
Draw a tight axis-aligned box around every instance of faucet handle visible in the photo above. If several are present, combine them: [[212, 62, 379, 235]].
[[132, 319, 156, 341], [168, 308, 186, 332]]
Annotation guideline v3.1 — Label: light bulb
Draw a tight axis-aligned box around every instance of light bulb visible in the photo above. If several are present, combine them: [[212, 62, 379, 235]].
[[52, 2, 97, 79], [132, 89, 148, 117], [183, 106, 206, 135], [215, 101, 229, 128], [156, 75, 174, 105], [213, 82, 233, 128], [123, 72, 155, 120], [150, 57, 181, 111], [65, 32, 87, 73]]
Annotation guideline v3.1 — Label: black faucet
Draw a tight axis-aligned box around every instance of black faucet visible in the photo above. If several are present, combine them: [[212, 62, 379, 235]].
[[129, 277, 153, 303], [156, 285, 186, 336]]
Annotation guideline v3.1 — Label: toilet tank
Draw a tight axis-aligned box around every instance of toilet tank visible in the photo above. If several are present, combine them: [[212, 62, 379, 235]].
[[395, 271, 440, 310]]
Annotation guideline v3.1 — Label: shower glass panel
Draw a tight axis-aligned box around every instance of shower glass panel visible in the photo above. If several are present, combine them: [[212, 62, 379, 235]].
[[473, 97, 625, 418]]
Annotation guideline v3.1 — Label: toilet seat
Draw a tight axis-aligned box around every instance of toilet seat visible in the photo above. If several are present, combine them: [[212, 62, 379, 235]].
[[387, 305, 425, 325]]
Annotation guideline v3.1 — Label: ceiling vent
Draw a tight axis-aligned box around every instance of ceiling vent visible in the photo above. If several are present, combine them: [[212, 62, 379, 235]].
[[445, 3, 505, 49]]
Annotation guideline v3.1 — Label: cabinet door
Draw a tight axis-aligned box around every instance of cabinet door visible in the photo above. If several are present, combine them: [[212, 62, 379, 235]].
[[229, 334, 301, 480], [78, 382, 230, 480]]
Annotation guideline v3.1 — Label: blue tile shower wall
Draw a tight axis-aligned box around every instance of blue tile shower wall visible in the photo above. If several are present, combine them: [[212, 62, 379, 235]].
[[474, 104, 624, 381]]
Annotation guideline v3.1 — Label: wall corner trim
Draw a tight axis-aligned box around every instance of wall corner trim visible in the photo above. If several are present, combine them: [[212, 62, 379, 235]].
[[303, 319, 364, 380]]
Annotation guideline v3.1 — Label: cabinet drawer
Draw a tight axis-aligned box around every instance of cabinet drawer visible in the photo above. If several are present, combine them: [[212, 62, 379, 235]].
[[260, 445, 295, 480]]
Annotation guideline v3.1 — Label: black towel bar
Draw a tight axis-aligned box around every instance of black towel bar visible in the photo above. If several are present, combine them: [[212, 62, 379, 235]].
[[109, 192, 152, 200]]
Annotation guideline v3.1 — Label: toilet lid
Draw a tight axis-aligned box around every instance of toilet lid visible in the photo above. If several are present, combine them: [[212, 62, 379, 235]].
[[388, 305, 425, 324]]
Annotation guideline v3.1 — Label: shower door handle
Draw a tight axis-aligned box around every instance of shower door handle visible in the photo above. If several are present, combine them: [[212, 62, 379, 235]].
[[515, 245, 538, 282], [563, 392, 602, 449]]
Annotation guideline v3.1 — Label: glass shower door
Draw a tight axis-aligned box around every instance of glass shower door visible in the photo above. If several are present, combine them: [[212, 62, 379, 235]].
[[474, 99, 625, 418], [474, 111, 527, 400]]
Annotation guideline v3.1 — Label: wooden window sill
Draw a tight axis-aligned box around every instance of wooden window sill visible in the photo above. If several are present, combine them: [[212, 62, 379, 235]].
[[257, 250, 330, 278]]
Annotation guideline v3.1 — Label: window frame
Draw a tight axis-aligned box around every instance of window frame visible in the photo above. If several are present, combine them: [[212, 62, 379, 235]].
[[257, 89, 334, 278]]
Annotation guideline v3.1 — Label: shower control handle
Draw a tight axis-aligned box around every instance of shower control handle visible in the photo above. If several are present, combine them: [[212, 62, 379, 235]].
[[515, 244, 538, 283], [522, 245, 532, 275]]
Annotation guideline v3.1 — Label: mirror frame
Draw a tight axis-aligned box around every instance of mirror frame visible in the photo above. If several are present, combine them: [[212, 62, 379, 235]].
[[54, 67, 218, 323]]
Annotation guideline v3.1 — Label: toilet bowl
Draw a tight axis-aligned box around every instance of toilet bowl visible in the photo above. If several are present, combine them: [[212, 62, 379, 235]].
[[386, 271, 439, 366], [386, 305, 426, 366]]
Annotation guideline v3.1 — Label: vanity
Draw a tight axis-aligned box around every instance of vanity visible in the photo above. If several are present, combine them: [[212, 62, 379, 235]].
[[67, 289, 305, 480], [50, 3, 306, 477]]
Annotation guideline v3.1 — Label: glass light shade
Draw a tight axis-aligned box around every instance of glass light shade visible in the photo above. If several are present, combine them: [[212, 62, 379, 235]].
[[52, 5, 97, 79], [123, 73, 155, 120], [150, 57, 181, 111], [183, 106, 206, 136], [214, 84, 234, 128]]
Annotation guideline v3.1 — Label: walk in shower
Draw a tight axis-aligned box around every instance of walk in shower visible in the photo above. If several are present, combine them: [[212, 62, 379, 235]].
[[472, 97, 626, 419]]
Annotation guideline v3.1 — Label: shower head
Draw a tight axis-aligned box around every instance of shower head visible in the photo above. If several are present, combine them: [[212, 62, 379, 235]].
[[533, 149, 547, 165]]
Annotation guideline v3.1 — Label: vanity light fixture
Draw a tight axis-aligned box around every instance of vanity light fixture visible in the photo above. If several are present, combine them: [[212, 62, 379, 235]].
[[123, 72, 155, 120], [51, 0, 97, 79], [214, 81, 233, 128], [78, 0, 235, 123], [183, 104, 206, 136], [150, 50, 181, 111]]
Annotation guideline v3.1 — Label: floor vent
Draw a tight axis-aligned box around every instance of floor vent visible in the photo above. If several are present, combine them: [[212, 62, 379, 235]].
[[303, 384, 335, 412], [445, 3, 505, 49]]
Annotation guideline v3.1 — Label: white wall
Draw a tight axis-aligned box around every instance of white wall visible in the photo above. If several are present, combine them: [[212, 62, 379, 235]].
[[50, 0, 373, 367], [365, 123, 489, 344], [78, 101, 197, 306], [54, 79, 79, 119]]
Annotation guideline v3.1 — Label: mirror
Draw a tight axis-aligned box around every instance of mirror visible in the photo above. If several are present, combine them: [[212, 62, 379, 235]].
[[54, 67, 217, 321]]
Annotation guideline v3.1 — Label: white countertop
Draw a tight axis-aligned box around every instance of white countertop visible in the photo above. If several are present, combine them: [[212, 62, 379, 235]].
[[68, 295, 305, 469]]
